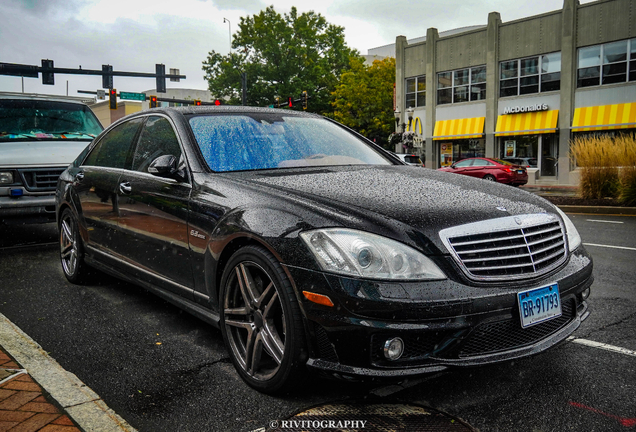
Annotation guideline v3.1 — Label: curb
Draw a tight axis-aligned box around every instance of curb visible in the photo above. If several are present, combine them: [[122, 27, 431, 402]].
[[0, 313, 136, 432], [556, 205, 636, 215]]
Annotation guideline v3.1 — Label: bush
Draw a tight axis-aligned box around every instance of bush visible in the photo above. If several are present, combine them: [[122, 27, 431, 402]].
[[620, 166, 636, 206], [570, 134, 636, 202]]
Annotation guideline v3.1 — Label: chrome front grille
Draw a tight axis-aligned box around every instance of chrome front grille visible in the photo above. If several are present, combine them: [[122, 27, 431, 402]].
[[440, 214, 568, 281], [18, 168, 65, 191]]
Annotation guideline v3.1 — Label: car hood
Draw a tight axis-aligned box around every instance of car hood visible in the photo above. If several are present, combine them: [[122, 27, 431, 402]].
[[0, 140, 90, 167], [248, 165, 555, 253]]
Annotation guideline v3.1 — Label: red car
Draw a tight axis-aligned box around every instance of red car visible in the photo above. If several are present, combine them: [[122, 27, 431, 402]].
[[438, 157, 528, 186]]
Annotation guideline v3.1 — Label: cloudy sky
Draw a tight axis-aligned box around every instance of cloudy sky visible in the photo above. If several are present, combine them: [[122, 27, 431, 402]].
[[1, 0, 573, 97]]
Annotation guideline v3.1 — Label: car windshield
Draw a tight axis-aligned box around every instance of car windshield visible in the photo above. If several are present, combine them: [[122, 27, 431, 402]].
[[188, 113, 392, 172], [0, 99, 103, 141]]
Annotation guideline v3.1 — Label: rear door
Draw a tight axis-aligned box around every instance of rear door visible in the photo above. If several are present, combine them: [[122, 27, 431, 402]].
[[75, 118, 143, 257], [115, 115, 193, 297]]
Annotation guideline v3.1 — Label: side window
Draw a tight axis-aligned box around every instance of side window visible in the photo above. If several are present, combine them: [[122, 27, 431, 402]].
[[455, 159, 473, 167], [84, 118, 143, 168], [132, 116, 182, 173]]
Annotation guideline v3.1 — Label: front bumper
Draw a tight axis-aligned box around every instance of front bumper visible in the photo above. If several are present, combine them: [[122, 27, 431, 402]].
[[286, 246, 593, 380], [0, 194, 57, 221]]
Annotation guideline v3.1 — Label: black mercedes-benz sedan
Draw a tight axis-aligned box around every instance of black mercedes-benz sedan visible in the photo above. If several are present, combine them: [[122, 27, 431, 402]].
[[55, 106, 593, 394]]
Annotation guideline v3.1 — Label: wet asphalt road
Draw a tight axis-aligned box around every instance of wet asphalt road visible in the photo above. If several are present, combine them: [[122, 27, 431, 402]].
[[0, 214, 634, 432]]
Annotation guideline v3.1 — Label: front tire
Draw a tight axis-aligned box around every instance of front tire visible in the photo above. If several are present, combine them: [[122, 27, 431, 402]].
[[59, 208, 92, 284], [219, 245, 307, 394]]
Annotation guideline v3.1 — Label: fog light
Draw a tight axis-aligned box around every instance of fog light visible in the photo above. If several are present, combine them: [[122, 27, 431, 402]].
[[383, 337, 404, 360], [582, 287, 591, 300], [9, 188, 23, 197]]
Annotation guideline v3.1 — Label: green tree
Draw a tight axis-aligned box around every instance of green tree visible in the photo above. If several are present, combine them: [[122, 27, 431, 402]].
[[202, 6, 357, 114], [331, 56, 396, 148]]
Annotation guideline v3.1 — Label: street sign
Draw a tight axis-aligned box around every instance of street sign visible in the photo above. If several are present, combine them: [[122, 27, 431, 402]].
[[119, 91, 146, 101], [96, 90, 105, 100]]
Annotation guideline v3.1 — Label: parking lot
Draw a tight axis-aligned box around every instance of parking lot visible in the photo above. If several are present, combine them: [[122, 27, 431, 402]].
[[0, 213, 634, 431]]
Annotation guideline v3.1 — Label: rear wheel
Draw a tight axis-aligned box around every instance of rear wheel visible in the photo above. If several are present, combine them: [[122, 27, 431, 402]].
[[219, 245, 307, 394], [59, 208, 92, 284], [483, 174, 496, 182]]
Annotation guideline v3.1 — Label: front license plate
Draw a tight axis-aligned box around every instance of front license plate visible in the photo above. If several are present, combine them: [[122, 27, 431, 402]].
[[517, 283, 562, 328]]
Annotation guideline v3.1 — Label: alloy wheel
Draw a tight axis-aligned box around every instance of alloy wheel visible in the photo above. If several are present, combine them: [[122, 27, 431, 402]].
[[223, 261, 286, 381], [60, 213, 78, 277]]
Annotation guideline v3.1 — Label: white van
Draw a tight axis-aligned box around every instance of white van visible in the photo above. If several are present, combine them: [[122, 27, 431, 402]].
[[0, 95, 103, 224]]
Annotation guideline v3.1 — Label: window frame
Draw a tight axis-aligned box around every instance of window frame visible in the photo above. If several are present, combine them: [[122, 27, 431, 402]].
[[437, 65, 486, 105], [499, 52, 561, 97], [405, 75, 426, 108], [577, 38, 635, 88]]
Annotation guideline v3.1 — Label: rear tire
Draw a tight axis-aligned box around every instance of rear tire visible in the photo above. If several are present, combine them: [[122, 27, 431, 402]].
[[483, 174, 496, 182], [219, 245, 307, 394], [59, 208, 92, 284]]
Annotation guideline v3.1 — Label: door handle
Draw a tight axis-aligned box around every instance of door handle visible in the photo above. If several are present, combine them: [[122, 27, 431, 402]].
[[119, 182, 132, 194]]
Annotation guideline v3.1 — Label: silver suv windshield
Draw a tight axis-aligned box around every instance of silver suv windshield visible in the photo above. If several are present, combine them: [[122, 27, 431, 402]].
[[0, 99, 103, 142], [188, 113, 392, 172]]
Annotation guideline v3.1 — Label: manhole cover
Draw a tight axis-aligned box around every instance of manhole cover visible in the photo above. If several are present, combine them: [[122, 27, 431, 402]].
[[268, 403, 475, 432]]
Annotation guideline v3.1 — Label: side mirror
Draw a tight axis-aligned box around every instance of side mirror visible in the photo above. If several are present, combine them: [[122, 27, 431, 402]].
[[148, 155, 186, 182]]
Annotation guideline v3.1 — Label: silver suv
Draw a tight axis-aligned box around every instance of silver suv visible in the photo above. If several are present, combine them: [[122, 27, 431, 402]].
[[0, 95, 103, 224]]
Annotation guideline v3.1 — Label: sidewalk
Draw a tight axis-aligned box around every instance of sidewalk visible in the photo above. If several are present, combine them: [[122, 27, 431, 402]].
[[0, 314, 136, 432], [1, 346, 80, 432]]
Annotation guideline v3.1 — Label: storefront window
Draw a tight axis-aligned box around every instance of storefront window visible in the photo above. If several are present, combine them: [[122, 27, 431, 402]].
[[497, 135, 558, 175], [438, 139, 485, 167]]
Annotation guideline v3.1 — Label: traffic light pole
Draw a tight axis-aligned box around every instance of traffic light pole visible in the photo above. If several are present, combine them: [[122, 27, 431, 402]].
[[0, 61, 186, 92], [77, 90, 220, 106]]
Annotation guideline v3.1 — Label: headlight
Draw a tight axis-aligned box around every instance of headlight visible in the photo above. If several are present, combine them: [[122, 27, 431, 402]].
[[555, 207, 581, 252], [0, 171, 13, 184], [300, 228, 446, 280]]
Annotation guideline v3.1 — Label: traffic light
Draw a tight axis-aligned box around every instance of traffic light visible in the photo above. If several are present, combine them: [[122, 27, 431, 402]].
[[41, 59, 54, 85], [102, 64, 113, 89], [288, 96, 293, 108], [301, 91, 308, 110], [214, 99, 222, 106], [109, 89, 117, 110], [149, 95, 158, 108], [194, 99, 201, 106], [156, 64, 166, 93]]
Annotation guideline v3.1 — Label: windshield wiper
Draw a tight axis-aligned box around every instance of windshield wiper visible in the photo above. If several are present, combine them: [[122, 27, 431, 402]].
[[54, 131, 97, 138]]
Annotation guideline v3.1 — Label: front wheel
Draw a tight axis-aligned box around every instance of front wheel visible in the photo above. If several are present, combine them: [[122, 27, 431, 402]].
[[219, 245, 307, 394], [59, 208, 92, 284]]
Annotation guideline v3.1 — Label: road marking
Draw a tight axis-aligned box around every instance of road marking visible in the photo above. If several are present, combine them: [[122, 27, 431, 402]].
[[583, 243, 636, 251], [568, 337, 636, 357], [585, 219, 624, 224]]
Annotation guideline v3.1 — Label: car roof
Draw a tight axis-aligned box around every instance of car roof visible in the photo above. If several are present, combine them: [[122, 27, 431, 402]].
[[161, 105, 322, 118], [0, 93, 91, 106]]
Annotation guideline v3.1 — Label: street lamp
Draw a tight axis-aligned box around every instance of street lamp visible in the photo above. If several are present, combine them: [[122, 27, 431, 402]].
[[223, 18, 231, 53], [394, 107, 415, 133]]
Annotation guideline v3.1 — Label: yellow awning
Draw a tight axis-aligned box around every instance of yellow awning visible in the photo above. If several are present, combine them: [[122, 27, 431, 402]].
[[495, 110, 558, 136], [572, 103, 636, 132], [433, 117, 484, 140]]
